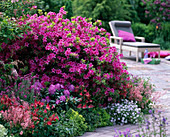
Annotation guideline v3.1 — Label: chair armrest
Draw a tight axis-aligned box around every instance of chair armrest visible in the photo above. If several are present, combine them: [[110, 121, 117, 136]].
[[110, 36, 123, 45], [135, 36, 145, 42]]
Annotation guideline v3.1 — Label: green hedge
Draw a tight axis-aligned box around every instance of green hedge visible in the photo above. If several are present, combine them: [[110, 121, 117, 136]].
[[132, 23, 155, 43]]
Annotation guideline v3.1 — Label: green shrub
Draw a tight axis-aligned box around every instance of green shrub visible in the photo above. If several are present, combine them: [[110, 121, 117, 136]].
[[78, 107, 111, 131], [161, 22, 170, 42], [94, 108, 111, 127], [153, 37, 170, 50], [56, 109, 87, 137], [132, 23, 155, 43], [78, 108, 99, 131]]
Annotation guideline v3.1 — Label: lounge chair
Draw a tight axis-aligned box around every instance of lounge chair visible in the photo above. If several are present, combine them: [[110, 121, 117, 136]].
[[109, 21, 160, 62]]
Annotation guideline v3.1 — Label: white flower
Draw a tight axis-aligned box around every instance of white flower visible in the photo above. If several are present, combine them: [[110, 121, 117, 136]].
[[0, 124, 7, 137]]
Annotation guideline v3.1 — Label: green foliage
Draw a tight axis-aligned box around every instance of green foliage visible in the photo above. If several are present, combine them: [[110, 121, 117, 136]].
[[40, 0, 73, 19], [94, 108, 111, 127], [0, 17, 30, 44], [0, 61, 14, 90], [73, 0, 135, 32], [78, 108, 99, 131], [0, 0, 39, 18], [132, 23, 155, 43], [132, 22, 170, 50], [153, 37, 170, 50], [133, 0, 150, 24], [152, 22, 170, 50], [78, 108, 111, 131], [160, 22, 170, 42], [56, 109, 87, 137]]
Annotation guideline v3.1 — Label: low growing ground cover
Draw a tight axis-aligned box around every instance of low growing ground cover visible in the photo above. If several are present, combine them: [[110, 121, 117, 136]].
[[0, 7, 168, 137]]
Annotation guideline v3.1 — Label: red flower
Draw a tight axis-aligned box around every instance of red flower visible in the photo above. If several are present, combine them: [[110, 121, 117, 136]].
[[32, 116, 38, 121], [47, 121, 52, 125], [85, 92, 90, 98], [44, 117, 47, 121], [44, 109, 47, 113], [88, 104, 94, 108], [77, 104, 82, 108], [46, 104, 50, 110], [54, 115, 59, 121], [82, 104, 87, 109], [79, 92, 83, 96], [39, 102, 44, 107]]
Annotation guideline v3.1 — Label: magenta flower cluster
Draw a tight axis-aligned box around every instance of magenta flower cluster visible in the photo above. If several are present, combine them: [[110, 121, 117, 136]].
[[0, 7, 130, 105]]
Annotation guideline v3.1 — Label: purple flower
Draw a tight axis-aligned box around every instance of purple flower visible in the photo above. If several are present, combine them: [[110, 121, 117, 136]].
[[45, 96, 51, 103], [108, 97, 112, 101], [56, 99, 60, 104], [55, 83, 61, 91], [162, 117, 166, 124], [48, 84, 56, 95], [60, 95, 66, 102], [31, 81, 43, 91], [41, 98, 46, 102], [64, 90, 70, 96], [149, 109, 152, 114], [68, 84, 75, 91]]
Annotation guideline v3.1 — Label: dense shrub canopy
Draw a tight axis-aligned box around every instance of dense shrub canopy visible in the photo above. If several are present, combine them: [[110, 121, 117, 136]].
[[0, 7, 130, 106]]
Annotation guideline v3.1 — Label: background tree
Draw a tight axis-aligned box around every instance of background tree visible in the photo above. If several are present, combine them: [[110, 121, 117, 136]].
[[39, 0, 73, 19], [72, 0, 136, 32]]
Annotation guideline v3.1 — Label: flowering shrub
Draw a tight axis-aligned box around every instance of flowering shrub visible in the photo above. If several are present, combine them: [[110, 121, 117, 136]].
[[0, 7, 130, 107], [40, 83, 80, 112], [106, 99, 141, 125], [0, 95, 59, 136], [30, 100, 59, 137], [127, 76, 154, 113], [142, 0, 169, 26]]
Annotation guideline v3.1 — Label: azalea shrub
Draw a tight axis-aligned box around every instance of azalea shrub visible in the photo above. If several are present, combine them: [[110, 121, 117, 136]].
[[0, 7, 131, 107]]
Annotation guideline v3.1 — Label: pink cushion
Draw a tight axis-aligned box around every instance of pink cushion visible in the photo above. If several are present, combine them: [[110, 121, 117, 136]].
[[148, 51, 170, 58], [118, 30, 136, 42]]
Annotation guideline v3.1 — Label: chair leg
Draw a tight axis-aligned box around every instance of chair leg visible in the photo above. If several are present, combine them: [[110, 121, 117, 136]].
[[120, 49, 123, 54], [158, 50, 160, 58], [141, 52, 144, 58], [129, 51, 131, 56], [136, 51, 139, 62]]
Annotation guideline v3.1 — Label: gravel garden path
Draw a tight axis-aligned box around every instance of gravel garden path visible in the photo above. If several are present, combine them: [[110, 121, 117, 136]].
[[79, 51, 170, 137]]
